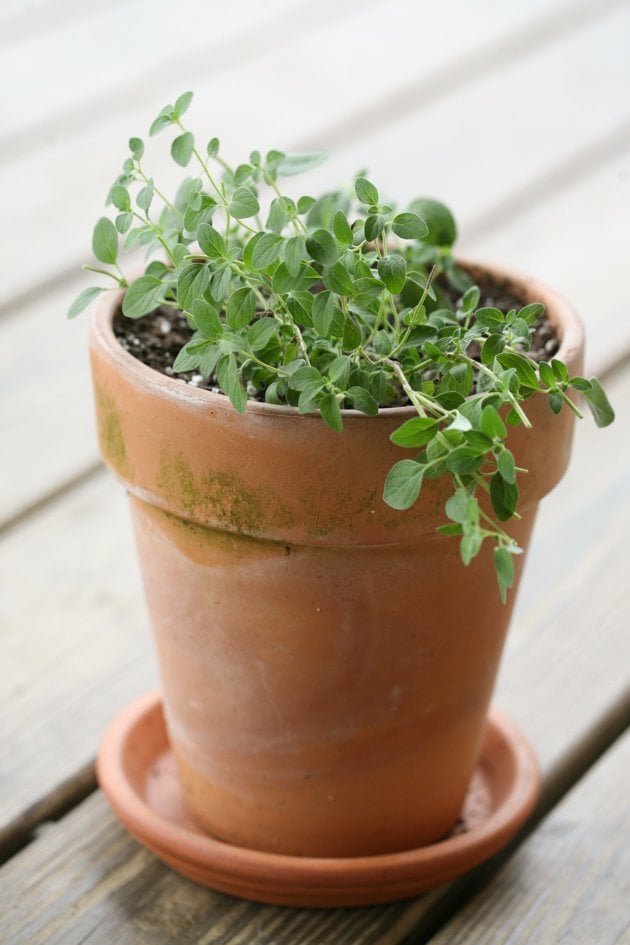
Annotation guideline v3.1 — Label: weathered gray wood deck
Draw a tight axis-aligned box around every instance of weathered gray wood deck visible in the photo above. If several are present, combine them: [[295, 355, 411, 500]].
[[1, 1, 628, 942]]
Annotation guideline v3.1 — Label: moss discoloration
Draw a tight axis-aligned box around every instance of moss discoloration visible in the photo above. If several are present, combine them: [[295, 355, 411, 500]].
[[95, 386, 128, 473], [157, 447, 294, 536]]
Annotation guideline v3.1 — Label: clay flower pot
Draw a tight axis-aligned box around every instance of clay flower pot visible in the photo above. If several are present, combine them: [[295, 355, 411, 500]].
[[90, 262, 583, 859]]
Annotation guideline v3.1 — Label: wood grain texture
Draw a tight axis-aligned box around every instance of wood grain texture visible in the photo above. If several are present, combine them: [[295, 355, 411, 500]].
[[428, 731, 630, 945], [0, 475, 156, 853], [0, 366, 627, 943], [0, 0, 615, 304], [3, 8, 630, 523]]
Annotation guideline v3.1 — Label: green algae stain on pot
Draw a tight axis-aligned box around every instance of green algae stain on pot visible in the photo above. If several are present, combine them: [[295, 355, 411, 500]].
[[157, 446, 291, 536], [94, 385, 129, 474]]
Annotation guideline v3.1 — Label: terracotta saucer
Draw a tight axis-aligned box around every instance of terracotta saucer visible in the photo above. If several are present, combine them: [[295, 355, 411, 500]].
[[97, 691, 540, 907]]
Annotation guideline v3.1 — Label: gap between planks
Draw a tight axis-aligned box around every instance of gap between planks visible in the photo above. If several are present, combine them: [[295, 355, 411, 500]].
[[1, 0, 627, 315]]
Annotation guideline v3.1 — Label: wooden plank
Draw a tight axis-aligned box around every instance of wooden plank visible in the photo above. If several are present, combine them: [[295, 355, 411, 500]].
[[427, 731, 630, 945], [0, 279, 97, 530], [463, 146, 630, 376], [0, 0, 620, 306], [0, 0, 313, 143], [0, 474, 156, 855], [0, 357, 628, 909]]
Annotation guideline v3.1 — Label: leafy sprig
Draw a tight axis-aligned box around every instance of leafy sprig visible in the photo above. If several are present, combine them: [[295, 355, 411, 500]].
[[70, 91, 615, 600]]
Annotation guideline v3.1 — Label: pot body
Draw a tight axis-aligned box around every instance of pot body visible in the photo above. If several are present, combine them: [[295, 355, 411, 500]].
[[90, 264, 583, 856]]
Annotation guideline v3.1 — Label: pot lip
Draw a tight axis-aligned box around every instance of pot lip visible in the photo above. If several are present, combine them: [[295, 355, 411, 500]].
[[90, 258, 585, 420]]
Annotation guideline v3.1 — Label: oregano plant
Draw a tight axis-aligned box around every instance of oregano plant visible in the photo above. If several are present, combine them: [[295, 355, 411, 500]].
[[70, 91, 614, 601]]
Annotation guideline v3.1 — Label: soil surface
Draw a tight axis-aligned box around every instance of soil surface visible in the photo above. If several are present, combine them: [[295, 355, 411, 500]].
[[113, 270, 560, 401]]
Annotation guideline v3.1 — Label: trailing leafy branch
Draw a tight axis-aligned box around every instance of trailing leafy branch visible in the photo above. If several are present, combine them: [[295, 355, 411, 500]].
[[70, 91, 615, 601]]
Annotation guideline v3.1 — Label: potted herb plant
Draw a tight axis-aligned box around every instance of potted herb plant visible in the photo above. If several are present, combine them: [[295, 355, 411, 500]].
[[71, 91, 613, 905]]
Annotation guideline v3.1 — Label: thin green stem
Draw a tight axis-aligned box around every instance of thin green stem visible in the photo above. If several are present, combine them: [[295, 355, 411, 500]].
[[83, 264, 123, 284]]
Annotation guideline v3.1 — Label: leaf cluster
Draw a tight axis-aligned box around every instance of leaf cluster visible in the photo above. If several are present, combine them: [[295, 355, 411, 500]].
[[70, 91, 615, 600]]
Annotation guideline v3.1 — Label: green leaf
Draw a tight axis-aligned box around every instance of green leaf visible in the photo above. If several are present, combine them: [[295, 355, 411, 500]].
[[121, 275, 165, 319], [580, 377, 615, 427], [497, 449, 516, 484], [289, 365, 324, 391], [251, 232, 283, 269], [551, 359, 569, 383], [323, 261, 353, 295], [136, 180, 154, 211], [171, 131, 194, 167], [347, 386, 378, 415], [364, 213, 385, 242], [538, 361, 556, 387], [461, 285, 480, 313], [192, 299, 222, 339], [228, 186, 260, 219], [226, 287, 256, 329], [494, 547, 515, 603], [149, 110, 176, 136], [319, 392, 343, 432], [129, 137, 144, 159], [67, 286, 106, 319], [306, 228, 339, 266], [177, 263, 211, 312], [497, 352, 539, 390], [392, 212, 429, 240], [327, 355, 351, 387], [197, 222, 225, 258], [284, 235, 306, 276], [445, 488, 478, 525], [377, 254, 406, 294], [390, 417, 438, 447], [312, 290, 336, 336], [383, 460, 424, 510], [446, 446, 484, 475], [518, 302, 545, 324], [480, 332, 505, 365], [216, 354, 247, 413], [174, 91, 193, 116], [207, 137, 220, 157], [408, 197, 457, 247], [92, 217, 118, 264], [298, 380, 325, 413], [446, 411, 472, 432], [277, 151, 328, 176], [355, 177, 379, 206], [490, 473, 519, 521], [115, 212, 133, 234], [460, 529, 483, 566], [110, 185, 131, 212], [248, 317, 277, 351], [332, 210, 353, 246], [480, 405, 506, 440], [474, 307, 504, 329]]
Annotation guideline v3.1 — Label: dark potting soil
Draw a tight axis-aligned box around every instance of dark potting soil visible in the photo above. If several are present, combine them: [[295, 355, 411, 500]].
[[113, 271, 560, 403]]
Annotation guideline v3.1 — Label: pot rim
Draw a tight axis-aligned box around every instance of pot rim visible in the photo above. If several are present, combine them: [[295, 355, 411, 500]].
[[90, 259, 585, 421]]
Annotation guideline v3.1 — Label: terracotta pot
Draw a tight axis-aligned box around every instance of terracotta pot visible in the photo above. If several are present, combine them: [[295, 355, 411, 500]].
[[89, 262, 583, 857]]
